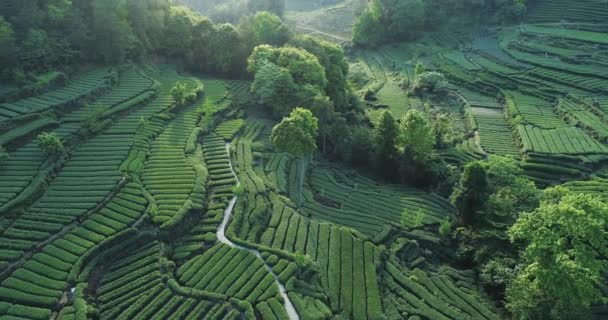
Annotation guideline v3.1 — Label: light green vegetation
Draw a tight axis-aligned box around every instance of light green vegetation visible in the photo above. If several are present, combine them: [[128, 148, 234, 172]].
[[2, 1, 608, 320]]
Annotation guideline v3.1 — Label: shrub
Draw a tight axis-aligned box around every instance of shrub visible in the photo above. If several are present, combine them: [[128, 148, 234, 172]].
[[411, 71, 447, 94], [0, 146, 9, 163], [171, 81, 198, 106], [36, 132, 64, 156], [438, 218, 453, 237]]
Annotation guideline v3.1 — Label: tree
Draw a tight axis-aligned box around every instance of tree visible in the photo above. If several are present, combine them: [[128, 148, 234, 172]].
[[414, 61, 425, 77], [248, 45, 329, 117], [127, 0, 169, 52], [352, 0, 386, 47], [208, 23, 243, 75], [432, 113, 459, 148], [164, 5, 205, 59], [271, 108, 319, 205], [248, 0, 286, 16], [411, 71, 448, 94], [0, 17, 16, 74], [250, 62, 298, 116], [507, 188, 608, 319], [36, 132, 64, 157], [399, 109, 434, 161], [239, 12, 290, 50], [383, 0, 425, 39], [248, 45, 327, 90], [307, 94, 334, 153], [450, 161, 489, 226], [91, 0, 138, 62], [373, 110, 400, 178], [288, 35, 351, 113]]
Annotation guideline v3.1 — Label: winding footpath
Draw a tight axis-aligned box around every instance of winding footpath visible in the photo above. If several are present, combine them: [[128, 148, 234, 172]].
[[217, 143, 300, 320]]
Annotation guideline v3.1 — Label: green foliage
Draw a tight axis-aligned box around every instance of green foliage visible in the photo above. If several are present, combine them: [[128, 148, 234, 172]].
[[408, 209, 425, 228], [272, 108, 319, 158], [373, 110, 400, 176], [82, 104, 109, 130], [414, 61, 425, 77], [250, 61, 298, 116], [248, 44, 329, 117], [432, 113, 460, 148], [36, 132, 64, 157], [239, 12, 290, 50], [248, 45, 326, 89], [0, 147, 9, 163], [383, 0, 425, 39], [92, 0, 138, 62], [352, 0, 386, 47], [170, 81, 196, 106], [0, 17, 16, 74], [451, 161, 489, 226], [353, 0, 527, 46], [400, 109, 434, 161], [164, 5, 207, 58], [507, 188, 608, 319], [412, 71, 448, 94], [248, 0, 285, 16], [288, 35, 351, 113], [438, 218, 453, 237], [272, 108, 318, 204], [480, 256, 517, 291]]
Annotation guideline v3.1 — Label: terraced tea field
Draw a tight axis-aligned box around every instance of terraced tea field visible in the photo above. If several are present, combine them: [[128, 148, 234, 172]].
[[1, 0, 608, 318]]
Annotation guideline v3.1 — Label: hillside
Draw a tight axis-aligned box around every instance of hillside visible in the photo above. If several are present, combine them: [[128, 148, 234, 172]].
[[1, 0, 608, 320]]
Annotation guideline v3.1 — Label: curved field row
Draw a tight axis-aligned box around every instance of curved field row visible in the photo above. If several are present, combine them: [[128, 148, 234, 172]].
[[97, 242, 233, 320], [0, 181, 147, 310], [0, 68, 115, 123], [0, 72, 180, 267], [303, 167, 455, 237], [63, 68, 156, 123], [0, 69, 160, 214], [142, 102, 203, 226], [177, 244, 281, 303], [383, 262, 500, 320]]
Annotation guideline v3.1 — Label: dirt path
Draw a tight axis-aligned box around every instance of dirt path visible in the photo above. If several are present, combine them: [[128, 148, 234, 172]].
[[217, 143, 300, 320], [294, 25, 349, 42]]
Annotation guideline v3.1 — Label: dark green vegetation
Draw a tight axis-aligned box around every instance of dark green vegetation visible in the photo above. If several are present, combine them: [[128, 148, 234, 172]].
[[1, 0, 608, 319]]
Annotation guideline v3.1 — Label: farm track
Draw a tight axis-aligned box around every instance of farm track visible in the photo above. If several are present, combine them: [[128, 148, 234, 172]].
[[294, 25, 349, 43], [217, 143, 300, 320]]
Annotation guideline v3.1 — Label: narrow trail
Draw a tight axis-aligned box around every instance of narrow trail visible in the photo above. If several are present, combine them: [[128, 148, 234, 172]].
[[217, 143, 300, 320], [294, 25, 349, 42]]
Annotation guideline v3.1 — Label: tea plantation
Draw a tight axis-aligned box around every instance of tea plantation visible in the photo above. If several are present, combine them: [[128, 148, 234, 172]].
[[1, 0, 608, 319]]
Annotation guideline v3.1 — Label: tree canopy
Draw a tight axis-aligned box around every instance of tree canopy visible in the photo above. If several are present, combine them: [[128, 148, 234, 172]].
[[271, 107, 319, 158], [507, 188, 608, 319], [399, 109, 434, 161]]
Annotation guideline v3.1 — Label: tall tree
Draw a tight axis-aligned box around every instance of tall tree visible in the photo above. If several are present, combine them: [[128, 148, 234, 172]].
[[382, 0, 425, 39], [127, 0, 169, 52], [352, 0, 386, 47], [288, 35, 351, 113], [164, 5, 205, 59], [399, 109, 434, 161], [373, 110, 400, 177], [238, 11, 290, 51], [271, 108, 319, 205], [450, 161, 489, 226], [92, 0, 137, 62], [507, 188, 608, 319], [250, 61, 298, 116], [0, 17, 16, 75]]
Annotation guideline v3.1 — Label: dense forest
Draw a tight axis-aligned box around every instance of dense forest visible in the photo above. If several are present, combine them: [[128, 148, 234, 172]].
[[1, 0, 608, 319]]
